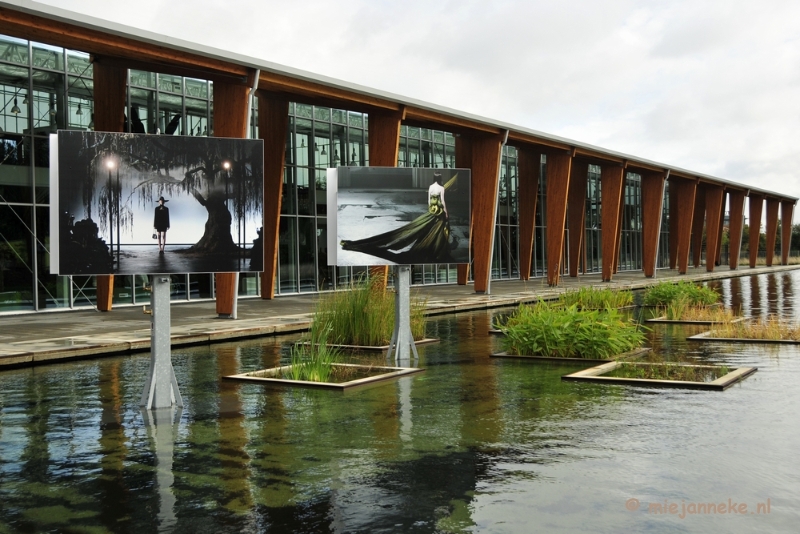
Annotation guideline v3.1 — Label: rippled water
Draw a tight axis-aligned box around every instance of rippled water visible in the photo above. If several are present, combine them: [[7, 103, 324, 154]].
[[1, 271, 799, 533]]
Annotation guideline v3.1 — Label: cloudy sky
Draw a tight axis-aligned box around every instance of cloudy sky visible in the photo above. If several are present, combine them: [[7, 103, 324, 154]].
[[36, 0, 800, 202]]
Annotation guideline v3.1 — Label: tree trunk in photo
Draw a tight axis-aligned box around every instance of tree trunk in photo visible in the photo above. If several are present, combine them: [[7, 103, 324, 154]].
[[190, 194, 238, 253]]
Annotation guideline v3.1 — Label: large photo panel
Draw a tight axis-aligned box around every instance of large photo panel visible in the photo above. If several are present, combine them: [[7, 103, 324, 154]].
[[329, 167, 471, 266], [51, 131, 264, 275]]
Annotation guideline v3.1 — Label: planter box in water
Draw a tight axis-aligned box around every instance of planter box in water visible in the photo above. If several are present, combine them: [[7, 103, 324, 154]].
[[561, 361, 757, 391], [225, 364, 424, 391], [490, 347, 650, 365], [299, 338, 439, 352]]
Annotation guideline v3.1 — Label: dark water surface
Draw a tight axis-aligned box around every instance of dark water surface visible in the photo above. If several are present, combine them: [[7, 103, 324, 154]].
[[1, 271, 799, 533]]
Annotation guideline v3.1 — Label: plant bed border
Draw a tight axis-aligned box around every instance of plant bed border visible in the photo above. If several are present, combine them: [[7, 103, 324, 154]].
[[561, 361, 757, 390], [490, 347, 650, 364], [224, 363, 425, 390], [298, 338, 439, 352], [688, 331, 800, 344], [646, 317, 746, 325]]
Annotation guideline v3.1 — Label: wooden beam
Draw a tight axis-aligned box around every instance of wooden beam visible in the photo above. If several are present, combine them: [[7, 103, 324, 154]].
[[456, 136, 473, 285], [212, 80, 251, 314], [640, 171, 667, 277], [765, 198, 780, 267], [258, 92, 290, 299], [675, 179, 697, 274], [366, 109, 404, 284], [517, 148, 540, 280], [781, 201, 795, 265], [748, 195, 764, 268], [92, 59, 127, 312], [567, 160, 588, 277], [713, 190, 726, 266], [600, 165, 625, 281], [470, 134, 505, 293], [403, 107, 502, 136], [612, 176, 625, 275], [704, 185, 724, 272], [691, 185, 706, 268], [545, 152, 572, 286], [728, 190, 747, 270]]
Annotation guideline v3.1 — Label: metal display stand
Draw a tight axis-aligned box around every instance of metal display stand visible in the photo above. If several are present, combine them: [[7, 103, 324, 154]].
[[387, 265, 419, 364], [140, 276, 183, 410]]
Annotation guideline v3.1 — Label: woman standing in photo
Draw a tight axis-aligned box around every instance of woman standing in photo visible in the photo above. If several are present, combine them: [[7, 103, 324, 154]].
[[153, 196, 170, 253]]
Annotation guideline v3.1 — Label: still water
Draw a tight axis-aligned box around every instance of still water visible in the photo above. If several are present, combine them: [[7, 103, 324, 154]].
[[1, 272, 799, 533]]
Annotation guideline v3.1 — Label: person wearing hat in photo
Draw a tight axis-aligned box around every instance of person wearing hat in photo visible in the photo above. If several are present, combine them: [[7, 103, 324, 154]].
[[153, 196, 170, 253]]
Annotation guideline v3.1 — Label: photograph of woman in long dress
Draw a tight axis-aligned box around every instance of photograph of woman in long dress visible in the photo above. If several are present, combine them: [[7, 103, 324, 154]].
[[335, 168, 470, 266]]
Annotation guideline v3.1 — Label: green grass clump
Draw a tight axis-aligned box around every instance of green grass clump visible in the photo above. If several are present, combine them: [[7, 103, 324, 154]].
[[643, 281, 719, 307], [284, 323, 341, 382], [557, 286, 633, 309], [313, 274, 426, 346], [500, 301, 646, 359], [608, 363, 729, 382]]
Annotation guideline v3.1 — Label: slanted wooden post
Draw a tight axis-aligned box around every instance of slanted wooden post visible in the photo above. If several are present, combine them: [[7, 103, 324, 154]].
[[517, 148, 540, 280], [640, 171, 667, 277], [765, 198, 780, 267], [567, 160, 588, 277], [704, 185, 724, 272], [675, 178, 697, 274], [545, 152, 572, 286], [455, 136, 472, 285], [691, 185, 706, 268], [781, 201, 796, 265], [728, 190, 747, 270], [600, 164, 625, 282], [470, 133, 505, 293], [749, 195, 764, 268]]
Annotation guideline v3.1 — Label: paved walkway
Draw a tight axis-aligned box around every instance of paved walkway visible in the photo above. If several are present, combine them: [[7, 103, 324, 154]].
[[2, 264, 798, 368]]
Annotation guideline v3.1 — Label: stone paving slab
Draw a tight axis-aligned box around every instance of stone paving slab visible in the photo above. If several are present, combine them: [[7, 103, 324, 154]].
[[0, 264, 798, 368]]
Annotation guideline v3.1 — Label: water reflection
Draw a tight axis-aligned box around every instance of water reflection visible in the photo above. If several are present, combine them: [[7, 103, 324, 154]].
[[0, 271, 799, 532]]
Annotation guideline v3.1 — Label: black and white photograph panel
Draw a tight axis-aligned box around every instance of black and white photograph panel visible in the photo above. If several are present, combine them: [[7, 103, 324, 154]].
[[334, 167, 471, 266], [54, 131, 264, 275]]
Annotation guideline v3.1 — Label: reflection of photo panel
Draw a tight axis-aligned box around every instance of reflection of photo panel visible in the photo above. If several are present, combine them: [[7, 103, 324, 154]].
[[53, 131, 264, 276], [334, 167, 471, 266]]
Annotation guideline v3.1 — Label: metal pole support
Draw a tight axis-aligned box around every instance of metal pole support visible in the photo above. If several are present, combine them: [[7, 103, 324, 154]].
[[387, 265, 419, 365], [140, 275, 183, 410]]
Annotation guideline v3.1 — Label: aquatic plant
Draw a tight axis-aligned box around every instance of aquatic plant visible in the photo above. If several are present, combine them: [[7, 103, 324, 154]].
[[500, 301, 646, 359], [608, 363, 730, 382], [284, 323, 341, 382], [557, 286, 634, 309], [643, 281, 719, 307], [663, 301, 737, 322], [709, 315, 800, 340], [313, 274, 426, 346]]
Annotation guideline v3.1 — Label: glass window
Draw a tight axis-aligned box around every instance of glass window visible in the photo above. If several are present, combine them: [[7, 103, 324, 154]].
[[184, 78, 208, 99], [0, 133, 32, 203], [158, 73, 182, 94], [66, 50, 92, 77], [31, 42, 63, 70], [278, 216, 297, 293], [128, 88, 155, 134], [186, 97, 209, 137], [0, 36, 29, 65], [0, 204, 34, 311], [130, 70, 156, 89]]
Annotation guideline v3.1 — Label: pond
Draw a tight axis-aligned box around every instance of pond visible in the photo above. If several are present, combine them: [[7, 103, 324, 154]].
[[1, 271, 799, 533]]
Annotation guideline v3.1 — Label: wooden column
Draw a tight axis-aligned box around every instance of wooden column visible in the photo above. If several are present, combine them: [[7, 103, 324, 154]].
[[212, 80, 250, 314], [713, 191, 726, 266], [92, 58, 127, 312], [258, 92, 289, 299], [668, 181, 678, 269], [640, 171, 666, 277], [675, 179, 697, 274], [612, 174, 626, 275], [765, 198, 780, 267], [600, 164, 624, 282], [567, 160, 588, 277], [691, 185, 706, 268], [727, 190, 747, 270], [748, 195, 764, 268], [781, 201, 795, 265], [470, 134, 505, 293], [517, 148, 540, 280], [455, 136, 473, 285], [703, 185, 724, 272], [545, 152, 572, 286], [366, 109, 404, 284]]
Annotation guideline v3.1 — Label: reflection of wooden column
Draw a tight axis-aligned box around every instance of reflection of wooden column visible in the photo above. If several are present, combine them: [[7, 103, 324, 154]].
[[781, 201, 795, 265], [691, 185, 706, 268], [675, 179, 697, 274], [641, 171, 666, 277], [668, 181, 678, 269], [471, 134, 505, 293], [366, 109, 404, 284], [545, 152, 572, 286], [600, 165, 624, 282], [704, 185, 724, 272], [728, 190, 747, 270], [517, 148, 539, 280], [258, 93, 289, 299], [92, 59, 127, 312], [567, 160, 588, 277], [213, 80, 251, 314], [765, 198, 780, 267], [748, 194, 764, 268], [456, 137, 472, 285], [713, 191, 726, 266]]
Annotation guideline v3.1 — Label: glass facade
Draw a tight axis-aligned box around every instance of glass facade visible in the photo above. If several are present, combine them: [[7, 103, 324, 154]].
[[0, 33, 675, 314]]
